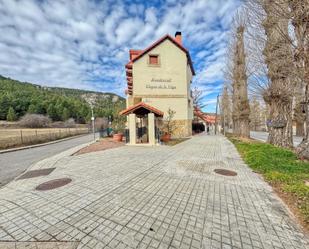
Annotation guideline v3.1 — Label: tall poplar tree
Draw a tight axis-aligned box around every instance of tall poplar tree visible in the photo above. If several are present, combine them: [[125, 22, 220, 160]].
[[232, 25, 250, 138], [261, 0, 294, 148], [290, 0, 309, 158]]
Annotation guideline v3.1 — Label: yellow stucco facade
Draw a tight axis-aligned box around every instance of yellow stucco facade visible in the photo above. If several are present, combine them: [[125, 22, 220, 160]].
[[125, 33, 194, 138]]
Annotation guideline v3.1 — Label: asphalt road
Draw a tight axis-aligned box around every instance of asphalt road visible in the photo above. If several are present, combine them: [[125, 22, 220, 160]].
[[0, 134, 95, 187], [250, 131, 303, 147]]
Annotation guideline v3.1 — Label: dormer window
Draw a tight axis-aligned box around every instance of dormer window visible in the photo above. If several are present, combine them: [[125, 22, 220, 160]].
[[149, 54, 159, 65]]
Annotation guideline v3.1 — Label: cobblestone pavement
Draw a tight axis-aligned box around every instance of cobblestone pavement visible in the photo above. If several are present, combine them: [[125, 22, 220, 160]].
[[0, 134, 308, 249]]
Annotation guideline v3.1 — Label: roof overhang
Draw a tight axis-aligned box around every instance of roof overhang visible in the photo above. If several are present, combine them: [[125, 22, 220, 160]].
[[131, 34, 195, 76], [120, 102, 164, 117]]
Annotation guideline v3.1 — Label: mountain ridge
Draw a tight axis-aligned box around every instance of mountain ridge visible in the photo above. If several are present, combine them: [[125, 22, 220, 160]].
[[0, 75, 125, 123]]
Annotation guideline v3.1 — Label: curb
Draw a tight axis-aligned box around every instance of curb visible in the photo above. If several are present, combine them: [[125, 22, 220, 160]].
[[0, 133, 91, 154], [251, 137, 266, 143]]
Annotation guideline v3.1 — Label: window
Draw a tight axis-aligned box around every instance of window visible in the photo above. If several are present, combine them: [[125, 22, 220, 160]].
[[149, 55, 159, 65]]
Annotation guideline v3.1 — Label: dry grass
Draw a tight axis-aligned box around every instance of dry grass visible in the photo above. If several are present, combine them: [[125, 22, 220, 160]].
[[0, 128, 89, 150]]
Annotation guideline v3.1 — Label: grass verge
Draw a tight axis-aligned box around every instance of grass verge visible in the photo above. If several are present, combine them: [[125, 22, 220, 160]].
[[227, 134, 309, 231]]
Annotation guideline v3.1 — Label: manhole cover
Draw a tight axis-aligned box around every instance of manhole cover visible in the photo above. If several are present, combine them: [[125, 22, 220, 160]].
[[214, 169, 237, 176], [17, 168, 55, 180], [35, 178, 72, 191]]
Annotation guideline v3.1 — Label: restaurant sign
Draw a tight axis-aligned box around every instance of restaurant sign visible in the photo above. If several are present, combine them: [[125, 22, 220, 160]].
[[146, 78, 176, 90]]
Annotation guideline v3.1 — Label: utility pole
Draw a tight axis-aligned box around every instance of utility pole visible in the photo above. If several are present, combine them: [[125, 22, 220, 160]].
[[91, 106, 95, 141], [215, 94, 219, 135]]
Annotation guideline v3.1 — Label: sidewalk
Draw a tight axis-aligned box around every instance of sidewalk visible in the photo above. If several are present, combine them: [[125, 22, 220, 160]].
[[0, 134, 308, 249]]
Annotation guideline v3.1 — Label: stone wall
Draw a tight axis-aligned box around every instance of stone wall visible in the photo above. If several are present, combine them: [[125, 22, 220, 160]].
[[169, 119, 192, 138]]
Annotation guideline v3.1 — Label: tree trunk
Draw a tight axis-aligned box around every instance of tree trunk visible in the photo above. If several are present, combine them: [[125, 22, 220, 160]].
[[296, 84, 309, 159], [296, 121, 305, 136], [239, 118, 250, 137], [289, 0, 309, 158], [233, 120, 241, 136], [232, 26, 250, 138], [267, 99, 293, 147], [262, 0, 294, 148]]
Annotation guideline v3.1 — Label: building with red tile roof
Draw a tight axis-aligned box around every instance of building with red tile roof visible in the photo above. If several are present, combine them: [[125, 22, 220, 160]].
[[121, 32, 195, 144]]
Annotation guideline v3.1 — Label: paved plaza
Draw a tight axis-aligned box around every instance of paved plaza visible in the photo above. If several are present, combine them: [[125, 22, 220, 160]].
[[0, 135, 308, 249]]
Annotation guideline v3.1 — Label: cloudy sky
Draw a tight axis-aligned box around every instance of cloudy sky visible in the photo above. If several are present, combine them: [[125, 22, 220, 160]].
[[0, 0, 242, 112]]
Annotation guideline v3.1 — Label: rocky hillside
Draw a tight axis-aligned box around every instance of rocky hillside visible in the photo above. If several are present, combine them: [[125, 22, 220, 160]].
[[0, 75, 125, 123]]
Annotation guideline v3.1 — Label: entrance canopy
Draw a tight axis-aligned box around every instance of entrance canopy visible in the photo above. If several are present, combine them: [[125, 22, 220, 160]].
[[120, 102, 164, 117]]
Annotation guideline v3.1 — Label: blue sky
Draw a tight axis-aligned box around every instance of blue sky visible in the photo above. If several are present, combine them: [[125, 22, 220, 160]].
[[0, 0, 242, 112]]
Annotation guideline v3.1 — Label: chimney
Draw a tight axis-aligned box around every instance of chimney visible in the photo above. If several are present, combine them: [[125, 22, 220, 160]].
[[175, 31, 182, 44]]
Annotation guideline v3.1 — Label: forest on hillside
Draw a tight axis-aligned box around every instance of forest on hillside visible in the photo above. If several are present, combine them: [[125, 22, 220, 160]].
[[0, 75, 125, 123]]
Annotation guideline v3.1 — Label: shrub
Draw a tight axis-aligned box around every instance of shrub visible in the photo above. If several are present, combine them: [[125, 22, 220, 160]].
[[95, 117, 109, 129], [64, 118, 76, 128], [19, 114, 51, 128], [7, 107, 17, 121], [111, 115, 126, 134]]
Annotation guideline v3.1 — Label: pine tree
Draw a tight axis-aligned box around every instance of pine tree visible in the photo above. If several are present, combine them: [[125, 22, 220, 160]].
[[0, 95, 10, 120], [7, 106, 17, 121], [27, 104, 37, 114], [62, 107, 70, 121], [47, 104, 58, 121]]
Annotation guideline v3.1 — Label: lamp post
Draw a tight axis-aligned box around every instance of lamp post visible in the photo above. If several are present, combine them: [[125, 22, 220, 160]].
[[91, 106, 95, 141]]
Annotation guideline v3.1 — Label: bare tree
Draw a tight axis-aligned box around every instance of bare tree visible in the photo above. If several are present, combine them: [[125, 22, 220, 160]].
[[259, 0, 295, 147], [288, 0, 309, 158], [192, 86, 206, 110], [249, 97, 267, 131], [19, 114, 51, 128], [232, 24, 251, 138], [245, 0, 309, 152]]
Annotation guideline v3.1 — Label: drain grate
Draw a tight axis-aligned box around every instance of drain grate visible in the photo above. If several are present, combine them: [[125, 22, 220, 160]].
[[17, 168, 55, 180], [35, 178, 72, 191], [214, 169, 237, 176]]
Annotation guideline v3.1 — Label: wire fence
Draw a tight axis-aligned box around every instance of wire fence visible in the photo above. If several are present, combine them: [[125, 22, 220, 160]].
[[0, 128, 90, 150]]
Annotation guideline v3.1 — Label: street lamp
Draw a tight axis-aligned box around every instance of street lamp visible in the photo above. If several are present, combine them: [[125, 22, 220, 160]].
[[91, 106, 95, 141], [84, 95, 96, 142]]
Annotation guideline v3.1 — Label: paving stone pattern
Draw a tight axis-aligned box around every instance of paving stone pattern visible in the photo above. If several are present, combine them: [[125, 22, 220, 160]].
[[0, 135, 308, 249]]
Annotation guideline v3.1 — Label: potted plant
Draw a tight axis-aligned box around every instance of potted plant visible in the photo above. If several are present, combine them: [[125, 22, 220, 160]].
[[111, 103, 126, 142], [161, 108, 176, 142], [111, 115, 126, 141]]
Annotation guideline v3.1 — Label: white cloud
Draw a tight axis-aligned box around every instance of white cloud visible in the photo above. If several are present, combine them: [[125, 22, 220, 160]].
[[0, 0, 241, 100]]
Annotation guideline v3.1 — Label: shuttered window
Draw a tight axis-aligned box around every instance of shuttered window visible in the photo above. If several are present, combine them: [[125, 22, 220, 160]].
[[149, 55, 159, 65]]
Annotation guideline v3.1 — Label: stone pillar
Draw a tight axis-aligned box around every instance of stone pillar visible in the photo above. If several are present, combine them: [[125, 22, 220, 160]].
[[128, 113, 136, 145], [148, 113, 155, 145]]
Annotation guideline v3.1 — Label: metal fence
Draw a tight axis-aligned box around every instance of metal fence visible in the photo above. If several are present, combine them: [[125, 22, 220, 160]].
[[0, 128, 90, 150]]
